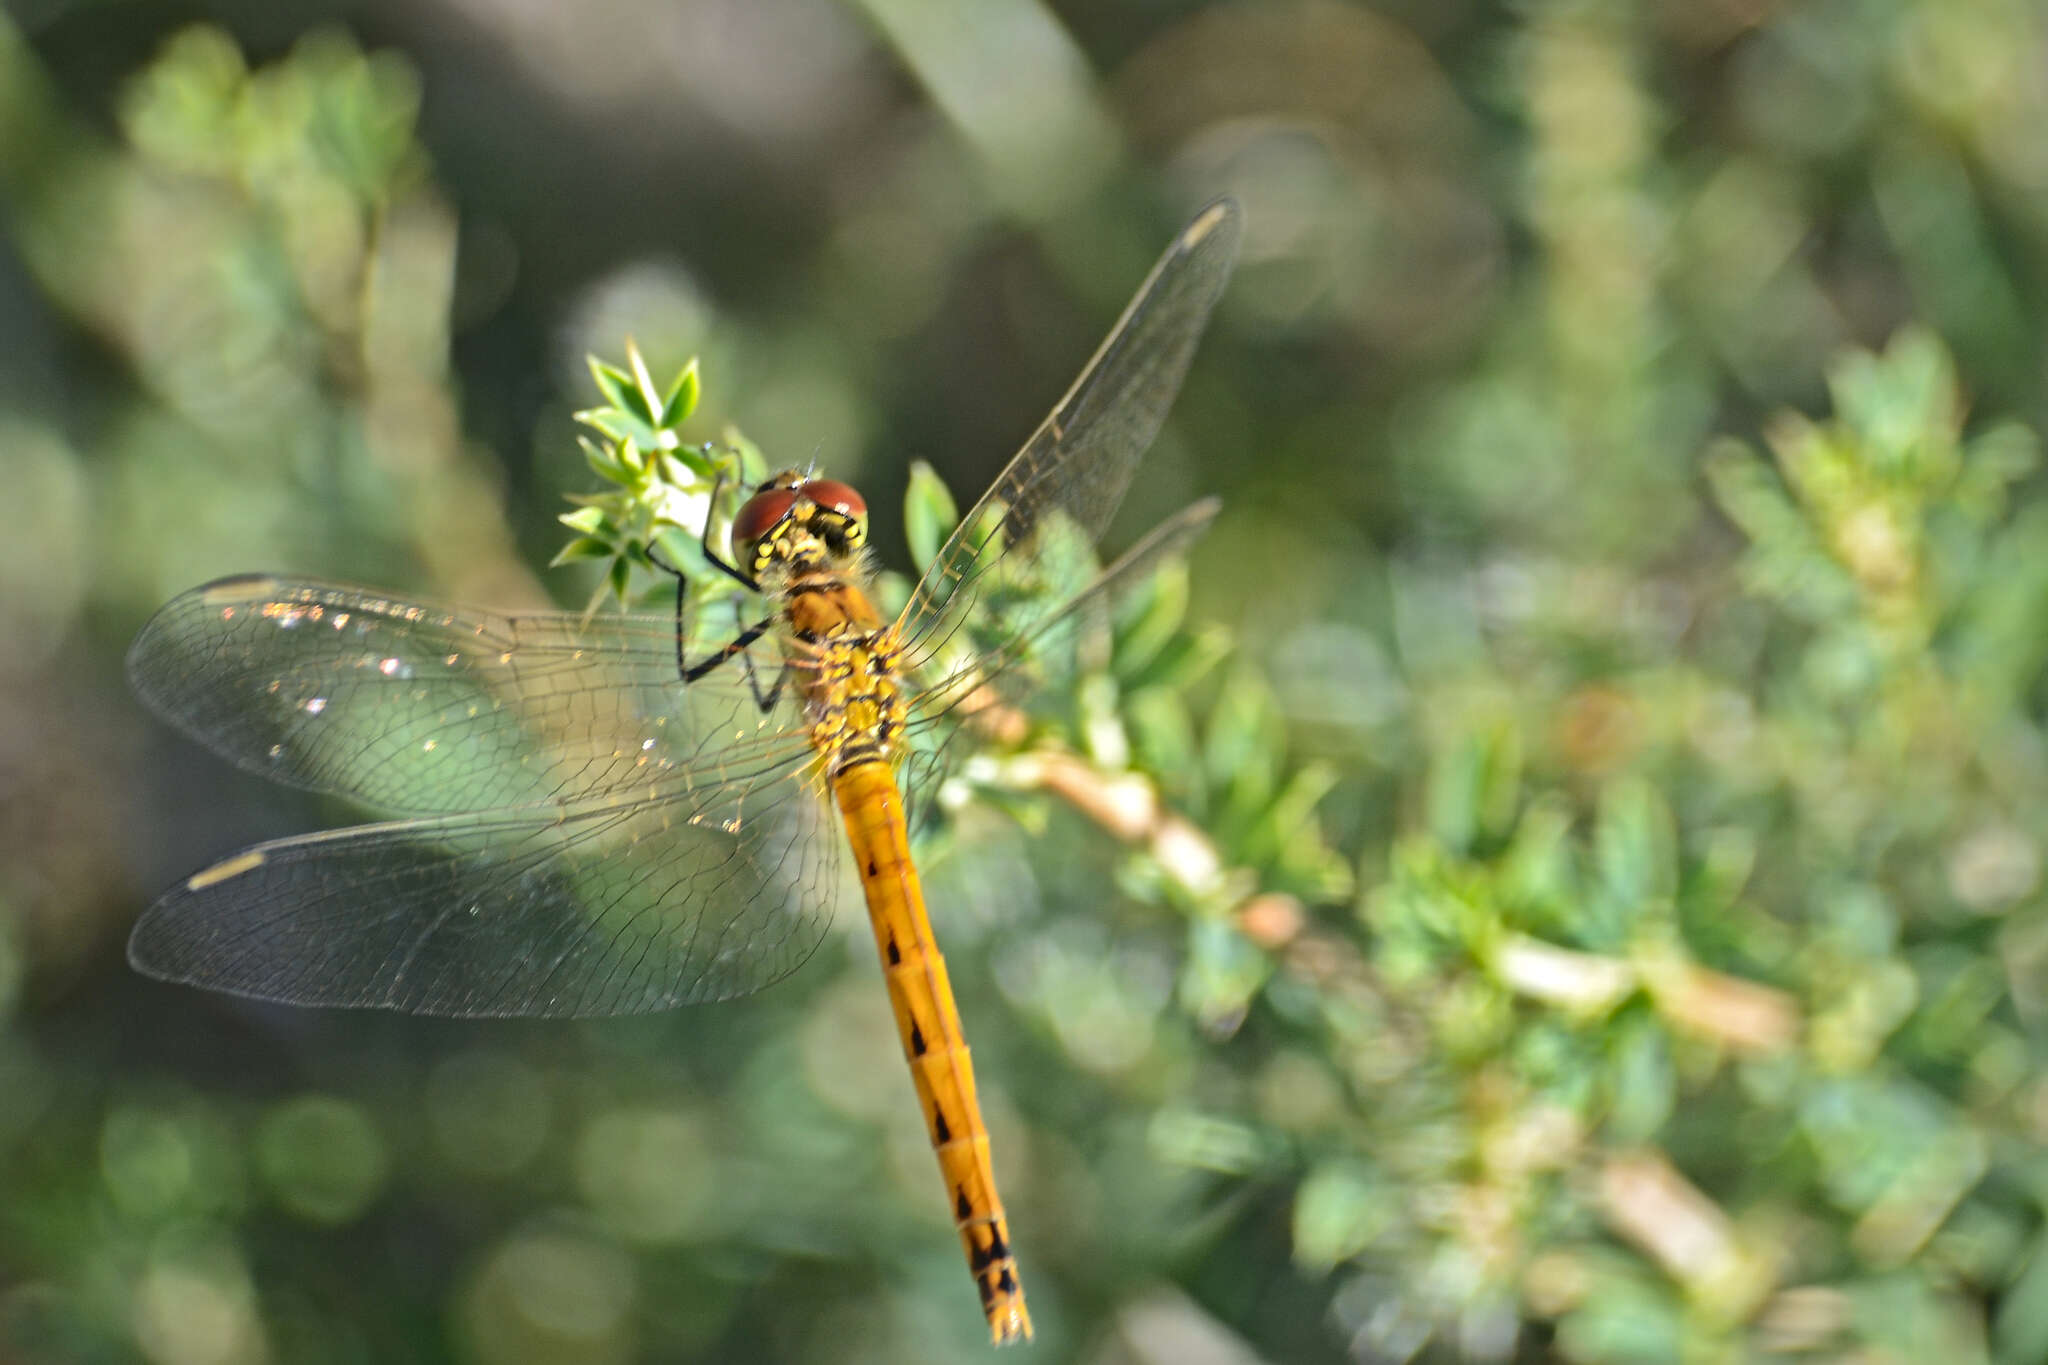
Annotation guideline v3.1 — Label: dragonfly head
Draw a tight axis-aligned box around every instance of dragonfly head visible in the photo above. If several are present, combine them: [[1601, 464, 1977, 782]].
[[730, 470, 869, 588]]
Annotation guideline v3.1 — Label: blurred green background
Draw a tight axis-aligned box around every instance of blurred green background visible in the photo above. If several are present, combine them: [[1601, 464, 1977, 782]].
[[9, 1, 2048, 1361]]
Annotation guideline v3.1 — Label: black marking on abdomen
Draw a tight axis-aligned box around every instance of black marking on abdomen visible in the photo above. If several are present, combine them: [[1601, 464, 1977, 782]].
[[956, 1188, 972, 1221], [885, 933, 900, 965], [834, 742, 887, 772], [970, 1227, 1010, 1269], [933, 1108, 952, 1144], [910, 1020, 927, 1055]]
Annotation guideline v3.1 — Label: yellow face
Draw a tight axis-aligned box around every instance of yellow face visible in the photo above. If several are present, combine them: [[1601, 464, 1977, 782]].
[[728, 470, 869, 588]]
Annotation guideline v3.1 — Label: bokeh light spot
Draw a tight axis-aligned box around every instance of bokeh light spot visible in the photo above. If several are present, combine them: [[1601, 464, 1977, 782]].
[[254, 1094, 388, 1225], [131, 1235, 265, 1365], [460, 1227, 636, 1365], [427, 1050, 552, 1179], [573, 1107, 711, 1244], [102, 1106, 197, 1219]]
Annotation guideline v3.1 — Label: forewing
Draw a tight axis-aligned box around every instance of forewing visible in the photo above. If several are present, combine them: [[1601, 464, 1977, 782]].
[[128, 759, 854, 1017], [898, 500, 1220, 831], [129, 576, 802, 817], [895, 199, 1240, 674]]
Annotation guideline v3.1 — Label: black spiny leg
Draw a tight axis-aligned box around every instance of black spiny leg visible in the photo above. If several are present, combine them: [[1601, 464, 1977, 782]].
[[683, 608, 774, 684], [721, 598, 788, 713], [645, 539, 694, 680], [646, 465, 765, 688], [647, 542, 776, 709], [697, 467, 756, 590]]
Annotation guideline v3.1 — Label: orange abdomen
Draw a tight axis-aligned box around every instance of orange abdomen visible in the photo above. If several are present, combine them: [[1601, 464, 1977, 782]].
[[830, 758, 1032, 1344]]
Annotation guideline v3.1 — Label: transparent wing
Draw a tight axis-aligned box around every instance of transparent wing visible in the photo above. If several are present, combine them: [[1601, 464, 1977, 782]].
[[895, 198, 1240, 675], [127, 574, 850, 1017], [128, 764, 853, 1017], [127, 201, 1241, 1016], [129, 576, 811, 817], [897, 499, 1220, 831]]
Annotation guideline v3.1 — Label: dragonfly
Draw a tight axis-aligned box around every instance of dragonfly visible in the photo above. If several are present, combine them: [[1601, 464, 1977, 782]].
[[127, 199, 1240, 1345]]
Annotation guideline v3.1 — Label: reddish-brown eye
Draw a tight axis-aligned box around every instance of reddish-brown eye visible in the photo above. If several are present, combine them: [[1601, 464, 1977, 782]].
[[730, 487, 798, 558], [799, 478, 866, 522]]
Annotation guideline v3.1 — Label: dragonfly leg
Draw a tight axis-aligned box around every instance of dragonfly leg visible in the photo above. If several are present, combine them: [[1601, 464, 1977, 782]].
[[726, 599, 789, 713], [643, 460, 762, 678], [647, 496, 767, 688], [697, 467, 756, 589], [644, 539, 695, 680], [645, 538, 774, 696], [680, 611, 775, 688], [680, 614, 785, 713]]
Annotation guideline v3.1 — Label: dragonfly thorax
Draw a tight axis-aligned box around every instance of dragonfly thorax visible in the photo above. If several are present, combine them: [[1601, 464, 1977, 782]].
[[800, 617, 907, 775], [731, 470, 868, 590]]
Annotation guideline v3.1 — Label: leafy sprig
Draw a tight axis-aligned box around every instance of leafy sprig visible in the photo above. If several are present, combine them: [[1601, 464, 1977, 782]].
[[557, 343, 763, 619], [561, 343, 1351, 1029]]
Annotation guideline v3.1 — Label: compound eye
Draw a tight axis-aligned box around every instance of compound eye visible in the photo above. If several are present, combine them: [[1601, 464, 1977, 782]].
[[730, 487, 798, 566], [799, 478, 867, 524]]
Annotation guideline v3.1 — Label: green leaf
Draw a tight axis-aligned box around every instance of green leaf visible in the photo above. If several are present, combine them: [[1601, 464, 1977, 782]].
[[587, 357, 634, 415], [1704, 436, 1861, 623], [650, 525, 698, 574], [1241, 762, 1340, 871], [1703, 437, 1799, 545], [903, 461, 959, 571], [1275, 822, 1355, 904], [662, 357, 702, 427], [1424, 720, 1521, 857], [720, 428, 770, 485], [119, 27, 248, 176], [1592, 778, 1677, 933], [1828, 326, 1960, 482], [578, 407, 661, 451], [1499, 794, 1578, 925], [548, 537, 612, 567], [1112, 560, 1189, 681], [1955, 420, 2040, 522], [1177, 918, 1272, 1034], [1992, 1227, 2048, 1363], [578, 435, 629, 484], [1146, 1107, 1276, 1176], [1292, 1162, 1392, 1272], [1124, 690, 1199, 795], [1122, 623, 1230, 695], [1682, 826, 1755, 919], [1203, 669, 1284, 829], [625, 341, 663, 427], [1606, 1017, 1674, 1141], [1556, 1280, 1684, 1365], [667, 442, 721, 482], [558, 505, 609, 536]]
